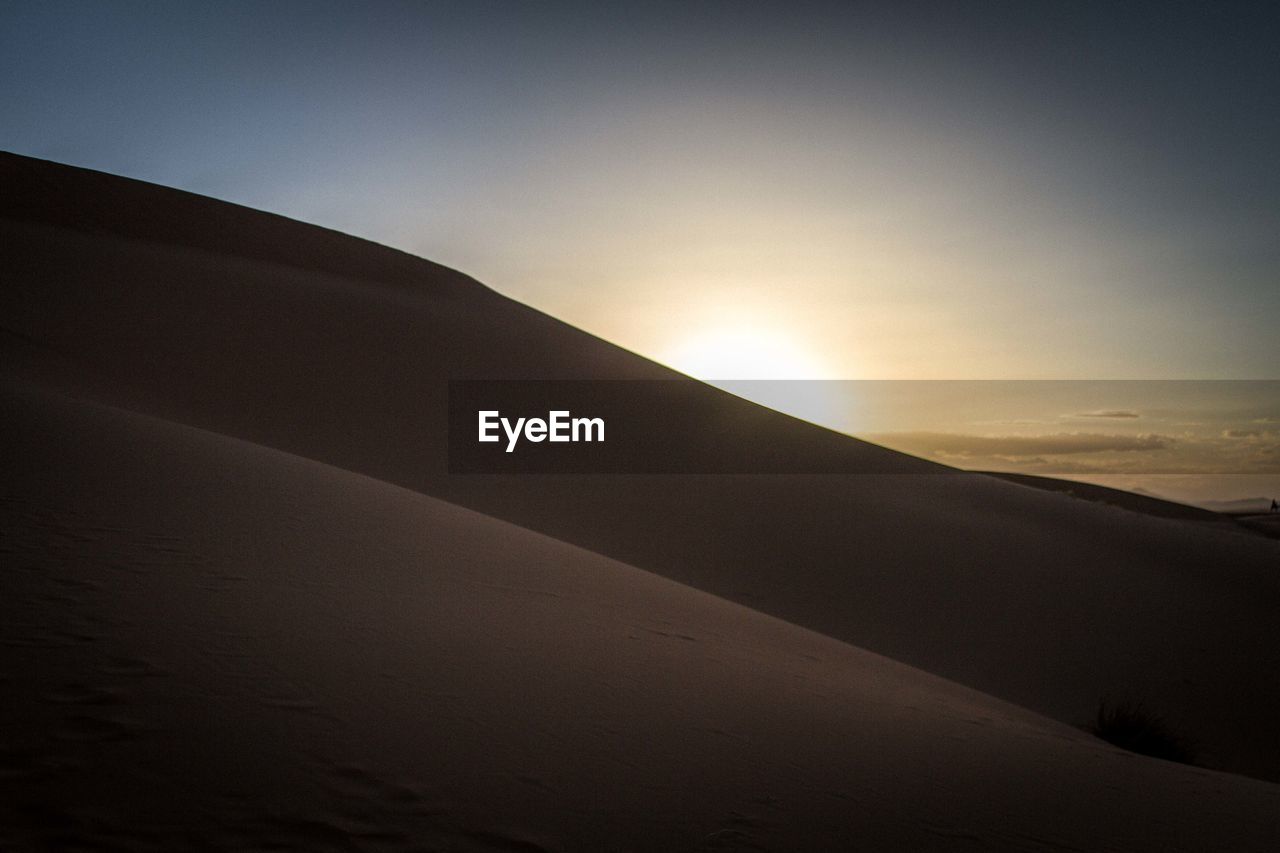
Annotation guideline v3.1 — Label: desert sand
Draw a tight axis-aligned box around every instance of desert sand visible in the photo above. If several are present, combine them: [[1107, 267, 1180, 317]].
[[4, 152, 1280, 849]]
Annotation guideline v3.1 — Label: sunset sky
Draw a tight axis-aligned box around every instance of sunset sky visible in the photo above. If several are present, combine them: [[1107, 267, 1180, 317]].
[[3, 1, 1277, 501]]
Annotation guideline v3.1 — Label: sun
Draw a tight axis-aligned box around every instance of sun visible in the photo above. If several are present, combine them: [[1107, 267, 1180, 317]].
[[662, 325, 829, 380], [661, 324, 847, 429]]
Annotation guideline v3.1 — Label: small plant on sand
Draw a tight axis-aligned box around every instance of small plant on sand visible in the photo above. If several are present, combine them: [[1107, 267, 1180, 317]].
[[1089, 700, 1194, 765]]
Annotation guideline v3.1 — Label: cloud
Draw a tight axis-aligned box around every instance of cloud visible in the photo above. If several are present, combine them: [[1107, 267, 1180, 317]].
[[868, 432, 1172, 458], [1071, 410, 1140, 419], [864, 429, 1280, 475], [1222, 428, 1280, 441], [969, 419, 1055, 426]]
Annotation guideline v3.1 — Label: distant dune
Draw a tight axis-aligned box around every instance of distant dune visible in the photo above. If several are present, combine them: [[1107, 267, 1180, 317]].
[[1200, 497, 1276, 515], [980, 472, 1232, 523], [986, 472, 1280, 542], [4, 153, 1280, 849]]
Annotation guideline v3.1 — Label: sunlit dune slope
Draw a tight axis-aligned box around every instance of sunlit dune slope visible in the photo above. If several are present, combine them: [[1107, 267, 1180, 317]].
[[4, 152, 1280, 782], [4, 381, 1279, 851]]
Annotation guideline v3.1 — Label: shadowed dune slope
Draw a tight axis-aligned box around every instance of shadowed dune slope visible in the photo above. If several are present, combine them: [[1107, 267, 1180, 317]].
[[4, 153, 1280, 782], [4, 381, 1280, 851]]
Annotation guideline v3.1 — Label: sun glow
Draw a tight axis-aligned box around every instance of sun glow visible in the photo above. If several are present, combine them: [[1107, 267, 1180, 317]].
[[663, 325, 830, 380], [662, 324, 848, 429]]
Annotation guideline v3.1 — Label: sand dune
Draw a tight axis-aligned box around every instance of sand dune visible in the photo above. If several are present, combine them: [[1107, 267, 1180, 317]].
[[5, 153, 1279, 783], [4, 153, 1280, 847], [4, 381, 1279, 851], [980, 472, 1233, 523]]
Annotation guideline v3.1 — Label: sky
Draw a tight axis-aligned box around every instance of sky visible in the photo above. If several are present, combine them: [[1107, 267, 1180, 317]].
[[2, 1, 1278, 501]]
